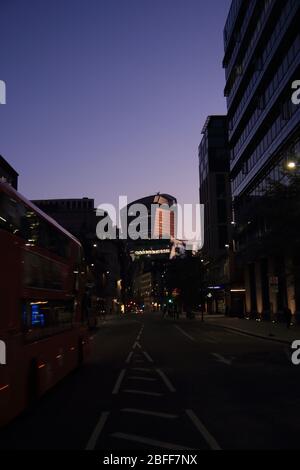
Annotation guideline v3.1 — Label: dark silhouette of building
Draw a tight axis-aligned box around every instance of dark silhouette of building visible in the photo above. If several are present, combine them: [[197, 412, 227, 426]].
[[32, 198, 126, 317], [0, 156, 18, 190], [198, 115, 233, 313], [223, 0, 300, 318]]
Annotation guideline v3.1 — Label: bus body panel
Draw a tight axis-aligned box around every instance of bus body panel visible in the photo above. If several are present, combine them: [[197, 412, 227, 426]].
[[0, 182, 89, 427]]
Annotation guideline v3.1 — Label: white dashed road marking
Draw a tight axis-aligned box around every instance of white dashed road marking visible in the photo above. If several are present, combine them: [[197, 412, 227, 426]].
[[186, 409, 221, 450], [85, 411, 110, 450], [174, 325, 196, 342], [211, 353, 233, 366]]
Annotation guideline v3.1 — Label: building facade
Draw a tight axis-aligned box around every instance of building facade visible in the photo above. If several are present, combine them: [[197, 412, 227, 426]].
[[122, 193, 178, 310], [32, 198, 124, 317], [223, 0, 300, 317], [198, 115, 233, 313], [0, 156, 18, 190]]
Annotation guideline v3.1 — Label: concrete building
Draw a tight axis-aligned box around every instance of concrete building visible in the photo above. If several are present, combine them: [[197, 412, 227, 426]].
[[223, 0, 300, 318]]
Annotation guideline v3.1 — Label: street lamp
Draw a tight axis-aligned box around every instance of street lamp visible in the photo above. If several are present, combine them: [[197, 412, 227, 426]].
[[287, 161, 296, 170]]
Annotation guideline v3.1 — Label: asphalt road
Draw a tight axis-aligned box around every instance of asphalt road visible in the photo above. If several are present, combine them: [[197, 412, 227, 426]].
[[0, 312, 300, 450]]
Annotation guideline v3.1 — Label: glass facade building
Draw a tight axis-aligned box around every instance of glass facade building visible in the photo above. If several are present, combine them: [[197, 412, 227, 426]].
[[223, 0, 300, 316]]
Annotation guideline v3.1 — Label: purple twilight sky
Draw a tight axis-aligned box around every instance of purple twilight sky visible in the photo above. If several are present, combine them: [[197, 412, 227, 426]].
[[0, 0, 231, 209]]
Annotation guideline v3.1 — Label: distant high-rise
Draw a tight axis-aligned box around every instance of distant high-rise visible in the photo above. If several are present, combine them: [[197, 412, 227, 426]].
[[123, 193, 177, 247], [122, 193, 178, 311]]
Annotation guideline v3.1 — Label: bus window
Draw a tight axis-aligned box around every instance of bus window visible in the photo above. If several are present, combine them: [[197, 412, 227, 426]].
[[38, 219, 70, 259], [22, 299, 75, 338], [0, 193, 27, 235], [0, 193, 70, 259], [23, 251, 64, 291]]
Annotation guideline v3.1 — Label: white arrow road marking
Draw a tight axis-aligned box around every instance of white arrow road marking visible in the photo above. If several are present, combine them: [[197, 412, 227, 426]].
[[123, 389, 163, 397], [131, 367, 152, 372], [112, 369, 126, 394], [111, 433, 193, 450], [122, 408, 178, 419], [128, 376, 157, 382], [155, 368, 176, 392], [125, 351, 133, 364], [133, 358, 144, 363], [142, 350, 154, 363]]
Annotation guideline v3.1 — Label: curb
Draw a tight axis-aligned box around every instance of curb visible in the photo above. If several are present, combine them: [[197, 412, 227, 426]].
[[207, 322, 293, 345]]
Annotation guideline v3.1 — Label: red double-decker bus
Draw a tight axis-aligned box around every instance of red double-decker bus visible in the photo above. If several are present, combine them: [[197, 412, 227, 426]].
[[0, 182, 90, 426]]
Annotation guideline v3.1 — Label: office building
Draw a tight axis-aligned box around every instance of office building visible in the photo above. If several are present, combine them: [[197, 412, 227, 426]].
[[223, 0, 300, 317], [198, 115, 232, 313]]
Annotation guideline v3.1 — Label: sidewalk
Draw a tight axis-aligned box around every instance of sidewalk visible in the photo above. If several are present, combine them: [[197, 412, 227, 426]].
[[204, 315, 300, 344]]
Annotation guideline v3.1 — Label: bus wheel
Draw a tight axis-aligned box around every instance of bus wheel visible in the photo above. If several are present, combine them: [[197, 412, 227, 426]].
[[28, 358, 39, 405]]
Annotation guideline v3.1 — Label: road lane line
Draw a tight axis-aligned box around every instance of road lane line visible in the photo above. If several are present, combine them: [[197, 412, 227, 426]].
[[174, 325, 196, 342], [204, 335, 218, 344], [122, 408, 178, 419], [111, 433, 193, 450], [156, 368, 176, 392], [112, 369, 126, 394], [133, 341, 142, 349], [128, 376, 157, 382], [131, 367, 152, 372], [201, 337, 215, 344], [85, 411, 110, 450], [142, 350, 154, 363], [123, 389, 163, 397], [125, 351, 133, 364], [186, 409, 221, 450], [211, 353, 233, 366]]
